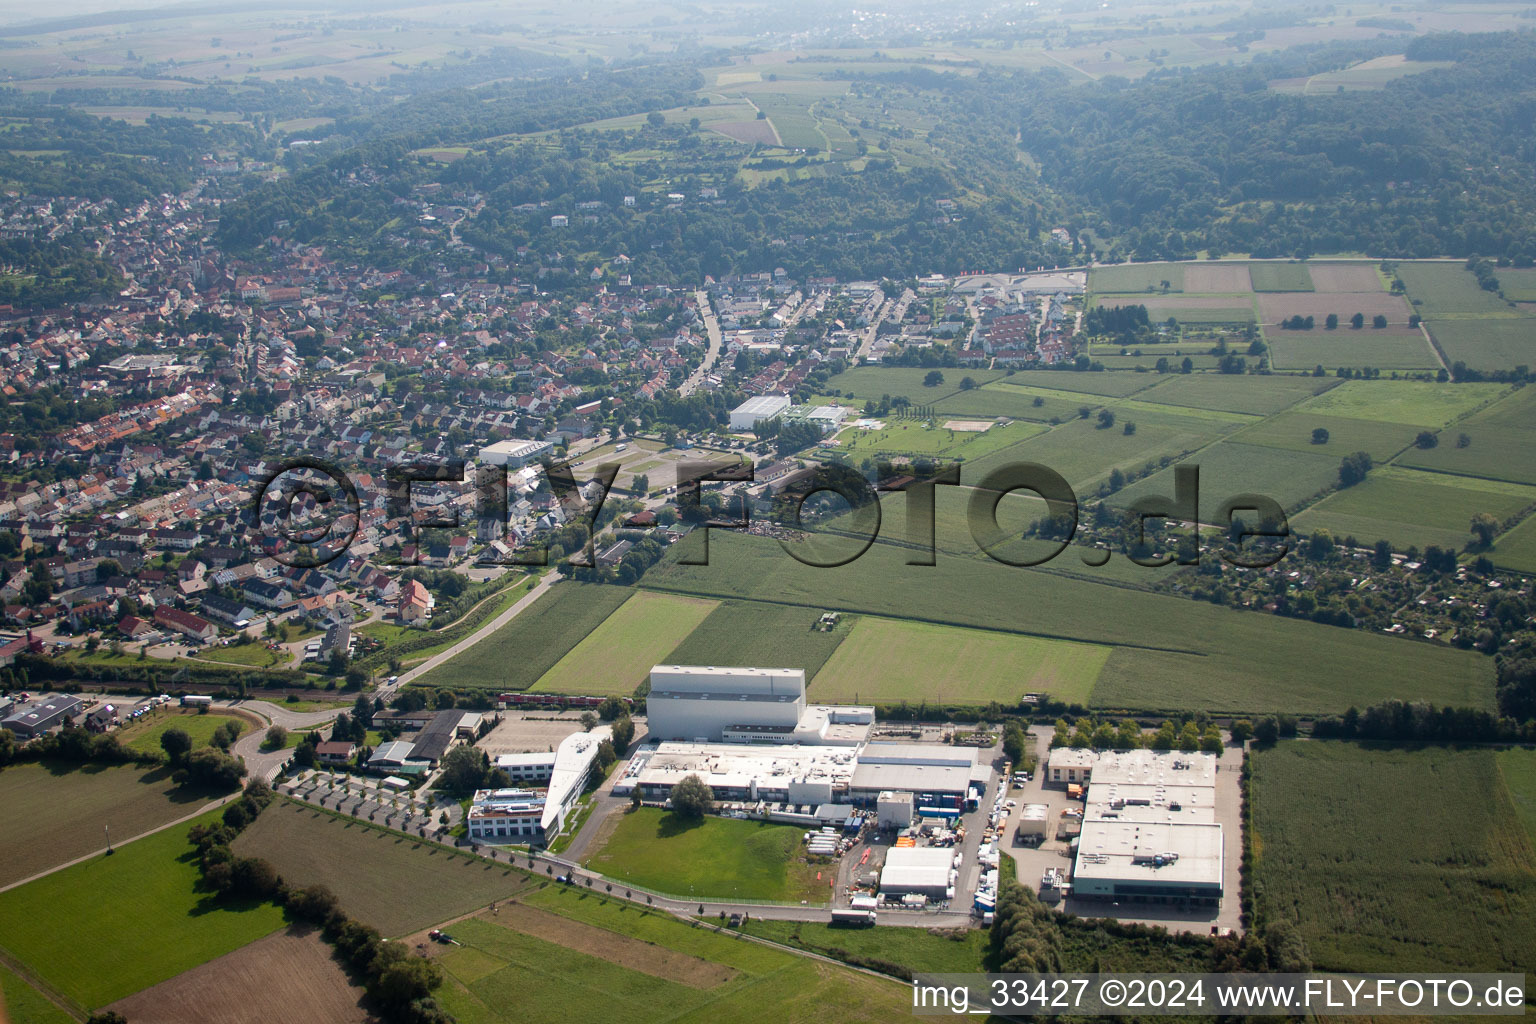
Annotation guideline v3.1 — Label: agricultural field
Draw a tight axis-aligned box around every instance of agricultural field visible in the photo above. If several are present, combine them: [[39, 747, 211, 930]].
[[1231, 410, 1421, 462], [584, 809, 826, 903], [1395, 386, 1536, 485], [416, 581, 631, 691], [1110, 441, 1342, 514], [931, 381, 1095, 422], [0, 807, 287, 1012], [1131, 295, 1255, 324], [1247, 262, 1314, 292], [530, 591, 718, 696], [1498, 748, 1536, 845], [1266, 325, 1438, 372], [1251, 742, 1536, 975], [1306, 263, 1387, 292], [1089, 263, 1186, 293], [1500, 268, 1536, 302], [0, 965, 71, 1024], [1426, 317, 1536, 371], [1487, 514, 1536, 575], [995, 370, 1159, 397], [1396, 261, 1517, 317], [823, 365, 1004, 404], [1181, 263, 1253, 293], [811, 615, 1109, 706], [105, 927, 368, 1024], [831, 417, 1046, 462], [0, 762, 212, 888], [434, 886, 909, 1024], [743, 918, 990, 974], [1135, 373, 1334, 416], [646, 530, 1493, 714], [232, 800, 529, 937], [1256, 290, 1412, 325], [661, 599, 851, 681], [1293, 465, 1536, 552], [1296, 379, 1508, 428]]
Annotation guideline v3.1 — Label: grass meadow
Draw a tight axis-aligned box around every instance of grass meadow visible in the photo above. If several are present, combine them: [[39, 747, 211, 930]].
[[1397, 262, 1518, 317], [232, 800, 529, 936], [661, 599, 851, 680], [1089, 263, 1186, 293], [1248, 262, 1314, 292], [0, 965, 72, 1024], [1135, 373, 1335, 416], [1296, 379, 1507, 427], [1428, 317, 1536, 371], [117, 708, 249, 755], [1396, 385, 1536, 485], [432, 885, 909, 1024], [1252, 742, 1536, 975], [416, 581, 631, 691], [811, 615, 1108, 706], [0, 807, 287, 1011], [1488, 514, 1536, 574], [584, 809, 826, 903], [531, 591, 718, 695], [1110, 440, 1342, 513], [1231, 410, 1421, 461]]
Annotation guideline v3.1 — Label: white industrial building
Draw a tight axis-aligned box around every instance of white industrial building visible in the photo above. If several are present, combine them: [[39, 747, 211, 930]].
[[1067, 750, 1224, 907], [879, 846, 956, 901], [540, 726, 611, 840], [877, 790, 915, 829], [728, 394, 791, 431], [620, 667, 989, 814], [493, 751, 557, 785], [646, 665, 873, 745], [478, 438, 555, 468]]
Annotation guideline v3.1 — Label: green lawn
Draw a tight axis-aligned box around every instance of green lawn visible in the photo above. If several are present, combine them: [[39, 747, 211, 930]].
[[531, 591, 718, 696], [0, 807, 287, 1010], [1293, 465, 1536, 552], [811, 615, 1108, 706], [416, 581, 631, 691], [117, 708, 247, 755], [585, 809, 826, 903], [1252, 742, 1536, 976], [0, 965, 73, 1024], [232, 800, 528, 937], [0, 762, 215, 888], [195, 642, 285, 668]]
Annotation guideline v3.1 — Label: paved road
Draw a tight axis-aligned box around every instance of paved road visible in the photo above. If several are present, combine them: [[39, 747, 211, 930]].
[[853, 296, 892, 361], [376, 573, 557, 704], [679, 290, 722, 396]]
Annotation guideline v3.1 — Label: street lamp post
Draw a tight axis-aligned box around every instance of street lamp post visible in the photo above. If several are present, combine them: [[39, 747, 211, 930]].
[[104, 824, 112, 855]]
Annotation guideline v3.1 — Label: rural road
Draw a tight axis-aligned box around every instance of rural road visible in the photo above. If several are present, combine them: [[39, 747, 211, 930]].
[[678, 290, 722, 397], [378, 573, 557, 703]]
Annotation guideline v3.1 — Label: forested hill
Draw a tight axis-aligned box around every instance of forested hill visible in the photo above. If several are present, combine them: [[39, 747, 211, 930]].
[[1017, 32, 1536, 263]]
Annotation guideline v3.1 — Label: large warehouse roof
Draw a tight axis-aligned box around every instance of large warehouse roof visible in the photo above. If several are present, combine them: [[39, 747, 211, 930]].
[[1071, 819, 1223, 893], [879, 847, 954, 893]]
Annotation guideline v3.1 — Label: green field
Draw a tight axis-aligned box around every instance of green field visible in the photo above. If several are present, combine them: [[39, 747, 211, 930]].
[[1252, 742, 1536, 975], [232, 800, 528, 936], [1498, 748, 1536, 845], [195, 642, 286, 668], [811, 615, 1108, 705], [1427, 317, 1536, 371], [1136, 373, 1335, 416], [662, 599, 851, 680], [995, 370, 1157, 397], [585, 809, 825, 903], [1267, 328, 1440, 371], [1398, 262, 1518, 317], [823, 366, 1003, 405], [416, 581, 631, 691], [531, 591, 718, 696], [1294, 465, 1536, 551], [646, 530, 1493, 714], [1090, 263, 1186, 293], [1231, 410, 1420, 461], [1248, 262, 1315, 292], [1396, 386, 1536, 485], [434, 885, 909, 1024], [1488, 513, 1536, 574], [1500, 268, 1536, 302], [1110, 441, 1342, 513], [0, 965, 72, 1024], [1295, 379, 1508, 427], [118, 708, 249, 755], [0, 807, 287, 1011], [0, 762, 214, 888], [743, 918, 989, 974], [932, 381, 1096, 422], [832, 417, 1046, 461]]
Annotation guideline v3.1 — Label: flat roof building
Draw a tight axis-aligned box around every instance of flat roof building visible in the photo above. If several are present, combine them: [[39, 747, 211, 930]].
[[541, 726, 611, 840], [879, 846, 954, 900], [1, 694, 83, 738], [728, 394, 791, 432], [646, 665, 872, 745], [479, 438, 555, 468]]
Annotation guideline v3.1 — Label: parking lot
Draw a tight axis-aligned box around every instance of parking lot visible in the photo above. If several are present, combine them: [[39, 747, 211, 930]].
[[476, 712, 645, 757], [279, 769, 459, 835]]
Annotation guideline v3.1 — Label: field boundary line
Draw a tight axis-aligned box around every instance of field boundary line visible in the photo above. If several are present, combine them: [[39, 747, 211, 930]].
[[0, 792, 237, 895], [0, 943, 86, 1021]]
